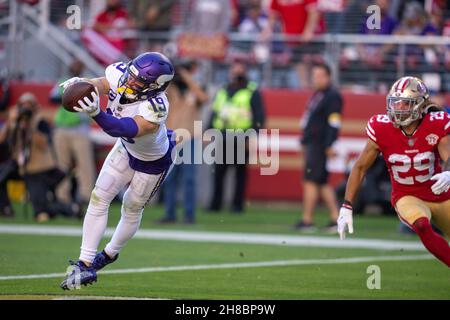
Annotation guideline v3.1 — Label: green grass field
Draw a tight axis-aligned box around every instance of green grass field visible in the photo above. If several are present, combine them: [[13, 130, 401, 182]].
[[0, 203, 449, 300]]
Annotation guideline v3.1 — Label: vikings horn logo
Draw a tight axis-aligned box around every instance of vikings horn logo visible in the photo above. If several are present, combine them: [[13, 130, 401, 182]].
[[426, 134, 439, 146]]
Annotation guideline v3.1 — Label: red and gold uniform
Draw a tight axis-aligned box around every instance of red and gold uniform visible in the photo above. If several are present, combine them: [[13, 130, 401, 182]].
[[366, 111, 450, 236]]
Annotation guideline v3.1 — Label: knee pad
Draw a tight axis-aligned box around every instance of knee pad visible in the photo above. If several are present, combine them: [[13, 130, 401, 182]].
[[91, 171, 119, 204], [122, 189, 146, 214]]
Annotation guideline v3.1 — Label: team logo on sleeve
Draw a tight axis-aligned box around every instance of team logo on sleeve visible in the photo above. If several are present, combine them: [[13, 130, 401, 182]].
[[425, 134, 438, 146]]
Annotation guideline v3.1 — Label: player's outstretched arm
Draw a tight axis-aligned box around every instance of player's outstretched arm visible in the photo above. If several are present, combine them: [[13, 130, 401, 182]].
[[87, 77, 110, 95], [430, 135, 450, 195], [73, 91, 159, 139], [338, 139, 380, 239], [60, 77, 110, 95]]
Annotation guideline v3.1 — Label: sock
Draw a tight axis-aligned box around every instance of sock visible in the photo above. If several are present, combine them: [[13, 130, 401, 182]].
[[412, 217, 450, 267]]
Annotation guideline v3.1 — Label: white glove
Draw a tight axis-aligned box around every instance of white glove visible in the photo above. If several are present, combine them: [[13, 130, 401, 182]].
[[430, 171, 450, 195], [337, 204, 354, 240], [59, 77, 82, 91], [73, 89, 100, 117]]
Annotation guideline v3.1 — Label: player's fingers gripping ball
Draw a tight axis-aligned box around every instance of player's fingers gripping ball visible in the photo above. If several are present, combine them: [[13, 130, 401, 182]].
[[60, 77, 82, 91], [73, 89, 100, 117]]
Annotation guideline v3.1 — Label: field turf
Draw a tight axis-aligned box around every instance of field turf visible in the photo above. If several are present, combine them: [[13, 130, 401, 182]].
[[0, 203, 448, 300]]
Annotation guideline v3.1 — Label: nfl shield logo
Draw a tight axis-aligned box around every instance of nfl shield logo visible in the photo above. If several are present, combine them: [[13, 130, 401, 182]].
[[408, 138, 416, 147]]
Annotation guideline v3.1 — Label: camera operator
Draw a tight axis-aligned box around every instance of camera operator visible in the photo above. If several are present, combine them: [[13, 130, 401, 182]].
[[0, 93, 80, 222]]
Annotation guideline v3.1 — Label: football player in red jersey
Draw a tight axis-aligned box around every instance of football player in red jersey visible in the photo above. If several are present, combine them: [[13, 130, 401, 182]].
[[338, 76, 450, 267]]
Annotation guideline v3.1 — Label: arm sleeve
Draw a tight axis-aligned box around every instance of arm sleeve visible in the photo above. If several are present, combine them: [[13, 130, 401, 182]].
[[250, 90, 266, 130], [324, 92, 343, 148], [93, 111, 138, 138]]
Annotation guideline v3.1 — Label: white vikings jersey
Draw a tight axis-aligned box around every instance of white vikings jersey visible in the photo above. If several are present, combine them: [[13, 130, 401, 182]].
[[105, 62, 170, 161]]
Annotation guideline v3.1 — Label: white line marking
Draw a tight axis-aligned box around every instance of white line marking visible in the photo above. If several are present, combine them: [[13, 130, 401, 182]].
[[0, 254, 432, 281], [51, 296, 166, 300], [0, 224, 426, 251]]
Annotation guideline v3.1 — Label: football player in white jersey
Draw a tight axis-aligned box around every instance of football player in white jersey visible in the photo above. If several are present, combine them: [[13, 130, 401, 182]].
[[60, 52, 175, 289]]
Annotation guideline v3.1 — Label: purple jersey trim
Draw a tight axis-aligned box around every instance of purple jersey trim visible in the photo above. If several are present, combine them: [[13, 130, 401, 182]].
[[121, 130, 175, 175]]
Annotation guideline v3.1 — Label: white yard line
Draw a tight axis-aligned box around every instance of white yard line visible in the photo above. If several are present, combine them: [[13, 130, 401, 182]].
[[51, 296, 165, 300], [0, 224, 426, 251], [0, 254, 433, 281]]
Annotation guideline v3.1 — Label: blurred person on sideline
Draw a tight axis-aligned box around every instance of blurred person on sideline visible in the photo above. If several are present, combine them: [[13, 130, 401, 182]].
[[0, 93, 80, 222], [49, 59, 96, 211], [159, 60, 208, 224], [208, 59, 265, 213], [297, 63, 343, 232]]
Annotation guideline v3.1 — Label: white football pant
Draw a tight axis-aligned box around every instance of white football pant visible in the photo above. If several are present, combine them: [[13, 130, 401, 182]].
[[79, 140, 170, 263]]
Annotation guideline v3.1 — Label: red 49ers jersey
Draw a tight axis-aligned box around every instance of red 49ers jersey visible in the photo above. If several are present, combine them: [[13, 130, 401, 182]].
[[366, 112, 450, 206]]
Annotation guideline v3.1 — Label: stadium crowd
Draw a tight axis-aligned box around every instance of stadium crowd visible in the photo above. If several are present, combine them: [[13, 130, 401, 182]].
[[45, 0, 450, 89]]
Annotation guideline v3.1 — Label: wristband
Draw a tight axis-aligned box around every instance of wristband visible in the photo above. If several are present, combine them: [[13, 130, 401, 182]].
[[342, 200, 353, 209]]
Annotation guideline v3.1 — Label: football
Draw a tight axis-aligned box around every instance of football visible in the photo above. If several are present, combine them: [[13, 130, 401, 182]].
[[62, 80, 96, 112]]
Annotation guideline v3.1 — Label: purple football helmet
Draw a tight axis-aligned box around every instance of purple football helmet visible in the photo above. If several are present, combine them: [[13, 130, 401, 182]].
[[119, 52, 174, 101]]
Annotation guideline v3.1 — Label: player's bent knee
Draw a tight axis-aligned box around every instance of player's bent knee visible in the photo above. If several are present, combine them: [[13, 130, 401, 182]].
[[122, 190, 146, 214], [90, 186, 114, 206], [412, 217, 432, 234]]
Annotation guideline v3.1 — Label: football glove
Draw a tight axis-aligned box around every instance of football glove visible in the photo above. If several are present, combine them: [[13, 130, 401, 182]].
[[73, 89, 100, 117], [60, 77, 82, 91], [430, 171, 450, 195], [337, 203, 353, 240]]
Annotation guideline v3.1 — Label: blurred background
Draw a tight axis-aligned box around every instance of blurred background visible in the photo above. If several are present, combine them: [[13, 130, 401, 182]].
[[0, 0, 450, 225]]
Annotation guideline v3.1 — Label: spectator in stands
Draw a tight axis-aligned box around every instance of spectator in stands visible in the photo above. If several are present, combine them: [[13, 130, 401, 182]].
[[430, 88, 450, 113], [236, 1, 272, 64], [262, 0, 325, 88], [186, 0, 232, 34], [129, 0, 176, 32], [159, 60, 208, 224], [238, 1, 268, 34], [296, 63, 342, 232], [0, 93, 80, 222], [346, 0, 398, 69], [208, 59, 265, 213], [394, 1, 439, 69], [82, 0, 133, 66], [442, 15, 450, 68], [49, 59, 96, 212]]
